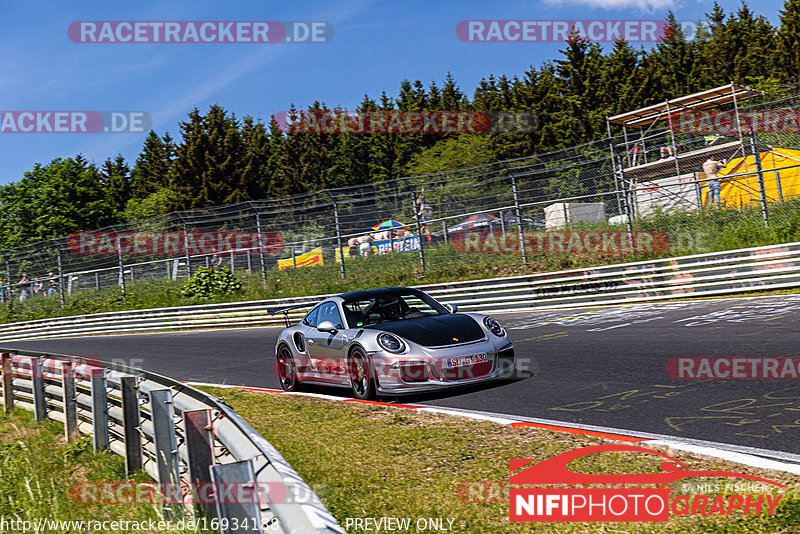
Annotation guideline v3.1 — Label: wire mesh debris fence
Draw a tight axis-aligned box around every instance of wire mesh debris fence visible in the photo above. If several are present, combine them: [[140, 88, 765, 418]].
[[4, 94, 800, 306]]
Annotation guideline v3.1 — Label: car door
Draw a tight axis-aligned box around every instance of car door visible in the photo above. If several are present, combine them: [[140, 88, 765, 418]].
[[305, 301, 348, 383], [295, 305, 320, 380]]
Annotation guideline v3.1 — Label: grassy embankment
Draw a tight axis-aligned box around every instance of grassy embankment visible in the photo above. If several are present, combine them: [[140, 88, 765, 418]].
[[0, 408, 196, 533], [3, 200, 800, 325], [205, 387, 800, 534]]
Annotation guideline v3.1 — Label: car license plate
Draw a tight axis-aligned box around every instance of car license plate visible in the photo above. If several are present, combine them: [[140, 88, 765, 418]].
[[446, 353, 488, 369]]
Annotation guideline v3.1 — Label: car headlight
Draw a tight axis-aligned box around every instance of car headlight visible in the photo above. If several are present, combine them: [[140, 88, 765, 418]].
[[377, 333, 405, 353], [483, 316, 505, 337]]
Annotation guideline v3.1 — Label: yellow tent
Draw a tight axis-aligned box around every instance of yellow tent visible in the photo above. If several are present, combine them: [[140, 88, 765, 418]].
[[702, 147, 800, 208]]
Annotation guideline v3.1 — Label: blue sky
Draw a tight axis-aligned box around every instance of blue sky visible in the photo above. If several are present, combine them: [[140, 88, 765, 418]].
[[0, 0, 788, 185]]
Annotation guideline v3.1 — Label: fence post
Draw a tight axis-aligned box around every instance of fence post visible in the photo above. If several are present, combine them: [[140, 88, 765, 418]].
[[183, 409, 215, 520], [775, 170, 784, 201], [116, 238, 126, 300], [31, 358, 47, 422], [5, 260, 12, 308], [91, 368, 109, 452], [504, 164, 528, 267], [95, 272, 100, 291], [617, 156, 636, 242], [177, 214, 192, 277], [251, 203, 268, 287], [57, 247, 66, 309], [2, 353, 13, 412], [325, 193, 346, 280], [402, 179, 426, 275], [150, 389, 182, 521], [120, 376, 143, 474], [61, 361, 79, 442], [749, 135, 770, 227]]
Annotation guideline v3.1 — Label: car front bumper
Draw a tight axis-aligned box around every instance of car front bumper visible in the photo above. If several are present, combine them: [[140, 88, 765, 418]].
[[371, 341, 515, 395]]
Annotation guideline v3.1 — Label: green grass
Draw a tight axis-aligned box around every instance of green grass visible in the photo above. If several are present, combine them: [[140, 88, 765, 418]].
[[3, 198, 800, 325], [0, 408, 198, 533], [203, 387, 800, 534]]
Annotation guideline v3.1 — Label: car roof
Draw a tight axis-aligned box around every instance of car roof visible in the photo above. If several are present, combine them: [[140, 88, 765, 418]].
[[336, 286, 420, 301]]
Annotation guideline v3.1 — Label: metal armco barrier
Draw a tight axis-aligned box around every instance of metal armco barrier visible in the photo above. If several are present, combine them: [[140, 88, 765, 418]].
[[0, 350, 344, 534], [0, 241, 799, 342]]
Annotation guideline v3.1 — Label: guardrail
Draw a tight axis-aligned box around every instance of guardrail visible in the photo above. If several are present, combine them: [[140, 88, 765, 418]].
[[0, 241, 798, 341], [0, 348, 343, 534]]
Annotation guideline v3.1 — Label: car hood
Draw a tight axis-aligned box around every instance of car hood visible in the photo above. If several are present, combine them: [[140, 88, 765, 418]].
[[364, 314, 485, 347]]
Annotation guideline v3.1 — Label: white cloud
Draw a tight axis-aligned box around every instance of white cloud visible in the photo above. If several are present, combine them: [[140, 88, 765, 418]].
[[543, 0, 678, 12]]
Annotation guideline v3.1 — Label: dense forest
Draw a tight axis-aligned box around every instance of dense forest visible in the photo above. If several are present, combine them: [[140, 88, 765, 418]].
[[2, 2, 800, 248]]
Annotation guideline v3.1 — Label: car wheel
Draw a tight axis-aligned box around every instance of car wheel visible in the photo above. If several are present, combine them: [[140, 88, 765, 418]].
[[276, 344, 301, 392], [349, 347, 376, 400]]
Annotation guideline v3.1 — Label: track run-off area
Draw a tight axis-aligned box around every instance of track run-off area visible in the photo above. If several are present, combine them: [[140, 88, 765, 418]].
[[5, 294, 800, 455]]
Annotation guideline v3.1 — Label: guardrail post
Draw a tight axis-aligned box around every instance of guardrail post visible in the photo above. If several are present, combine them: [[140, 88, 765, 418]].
[[120, 376, 143, 474], [61, 362, 79, 442], [2, 353, 13, 412], [183, 409, 215, 520], [31, 358, 47, 422], [210, 459, 265, 534], [150, 389, 182, 521], [91, 368, 109, 452]]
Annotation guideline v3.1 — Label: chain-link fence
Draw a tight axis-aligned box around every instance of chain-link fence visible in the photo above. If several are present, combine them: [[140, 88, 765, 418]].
[[6, 93, 800, 307]]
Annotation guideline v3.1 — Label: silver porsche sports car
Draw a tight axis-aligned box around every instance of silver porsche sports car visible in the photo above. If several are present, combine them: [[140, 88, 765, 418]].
[[268, 287, 515, 399]]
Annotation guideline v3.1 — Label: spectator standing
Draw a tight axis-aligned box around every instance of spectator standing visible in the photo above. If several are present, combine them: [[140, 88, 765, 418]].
[[348, 237, 360, 259], [702, 156, 726, 208], [210, 248, 222, 268], [18, 272, 31, 301], [359, 234, 374, 257], [48, 273, 59, 296]]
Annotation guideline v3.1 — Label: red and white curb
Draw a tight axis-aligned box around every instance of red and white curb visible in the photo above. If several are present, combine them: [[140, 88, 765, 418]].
[[184, 381, 800, 476]]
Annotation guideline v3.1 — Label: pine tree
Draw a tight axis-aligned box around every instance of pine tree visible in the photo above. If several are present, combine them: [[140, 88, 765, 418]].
[[169, 105, 247, 210], [101, 155, 131, 214], [131, 130, 174, 198], [778, 0, 800, 87]]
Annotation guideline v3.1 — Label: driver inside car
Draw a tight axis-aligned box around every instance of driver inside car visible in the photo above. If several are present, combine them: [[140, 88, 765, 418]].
[[377, 296, 407, 322]]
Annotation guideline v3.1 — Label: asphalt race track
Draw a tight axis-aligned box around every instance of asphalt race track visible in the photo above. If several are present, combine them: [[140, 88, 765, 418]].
[[4, 295, 800, 454]]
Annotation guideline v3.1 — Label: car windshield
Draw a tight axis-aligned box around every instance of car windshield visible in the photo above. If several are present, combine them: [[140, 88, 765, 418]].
[[342, 290, 447, 327]]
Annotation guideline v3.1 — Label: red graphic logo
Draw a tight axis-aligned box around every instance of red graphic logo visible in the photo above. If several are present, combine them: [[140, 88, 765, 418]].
[[509, 444, 785, 522]]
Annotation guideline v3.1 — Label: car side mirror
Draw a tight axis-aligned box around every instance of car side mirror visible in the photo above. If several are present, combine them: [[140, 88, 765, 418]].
[[317, 320, 338, 334], [444, 303, 458, 314]]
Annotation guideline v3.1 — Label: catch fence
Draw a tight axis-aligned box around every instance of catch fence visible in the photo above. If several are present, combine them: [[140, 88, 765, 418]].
[[4, 93, 800, 304]]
